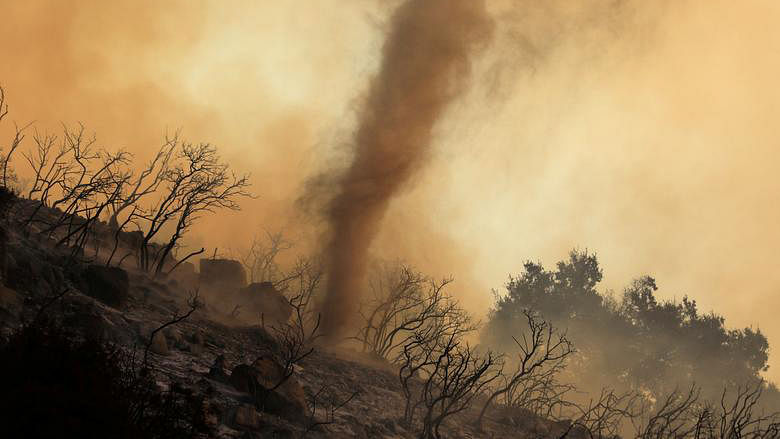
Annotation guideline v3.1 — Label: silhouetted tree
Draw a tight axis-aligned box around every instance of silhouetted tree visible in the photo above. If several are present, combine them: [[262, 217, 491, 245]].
[[237, 229, 293, 284], [477, 309, 574, 428], [355, 263, 471, 362], [0, 86, 27, 190], [484, 249, 773, 407], [134, 139, 251, 276], [107, 135, 176, 228], [266, 258, 324, 392]]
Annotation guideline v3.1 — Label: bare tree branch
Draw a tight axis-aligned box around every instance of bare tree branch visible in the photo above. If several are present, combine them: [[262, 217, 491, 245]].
[[478, 308, 575, 428], [143, 289, 201, 368]]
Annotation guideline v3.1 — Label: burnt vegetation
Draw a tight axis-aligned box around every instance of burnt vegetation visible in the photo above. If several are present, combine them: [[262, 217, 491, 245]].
[[479, 249, 780, 438], [1, 82, 780, 439], [343, 255, 780, 438], [18, 124, 250, 274], [0, 87, 234, 437], [483, 250, 774, 401], [0, 317, 210, 438]]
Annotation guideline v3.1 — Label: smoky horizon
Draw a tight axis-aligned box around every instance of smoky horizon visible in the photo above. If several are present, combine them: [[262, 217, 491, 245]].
[[2, 0, 779, 383]]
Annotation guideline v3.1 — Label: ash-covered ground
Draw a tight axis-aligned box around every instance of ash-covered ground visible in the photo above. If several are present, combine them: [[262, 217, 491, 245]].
[[0, 196, 567, 439]]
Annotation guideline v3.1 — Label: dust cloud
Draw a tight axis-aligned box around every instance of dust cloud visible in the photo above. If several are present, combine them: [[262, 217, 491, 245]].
[[312, 0, 493, 339], [3, 1, 780, 377]]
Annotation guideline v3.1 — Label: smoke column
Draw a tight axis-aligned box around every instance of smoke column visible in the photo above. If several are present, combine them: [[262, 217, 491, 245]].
[[319, 0, 494, 339]]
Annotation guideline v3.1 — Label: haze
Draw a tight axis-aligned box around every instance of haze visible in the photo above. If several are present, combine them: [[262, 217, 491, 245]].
[[2, 1, 780, 377]]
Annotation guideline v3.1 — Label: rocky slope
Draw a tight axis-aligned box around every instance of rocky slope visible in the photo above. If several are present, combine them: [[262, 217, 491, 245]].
[[0, 204, 570, 439]]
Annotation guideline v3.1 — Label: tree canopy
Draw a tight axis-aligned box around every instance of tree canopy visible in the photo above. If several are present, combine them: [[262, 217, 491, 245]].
[[483, 250, 771, 401]]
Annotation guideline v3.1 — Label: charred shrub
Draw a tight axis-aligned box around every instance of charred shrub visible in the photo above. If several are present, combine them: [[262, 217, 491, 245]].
[[0, 319, 210, 438]]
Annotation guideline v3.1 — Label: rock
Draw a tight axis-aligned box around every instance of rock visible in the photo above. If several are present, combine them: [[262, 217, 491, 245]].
[[199, 259, 246, 291], [234, 405, 264, 430], [80, 265, 129, 308], [266, 378, 309, 422], [149, 331, 169, 356], [241, 282, 292, 327], [229, 356, 309, 422], [230, 364, 261, 393], [250, 356, 286, 386]]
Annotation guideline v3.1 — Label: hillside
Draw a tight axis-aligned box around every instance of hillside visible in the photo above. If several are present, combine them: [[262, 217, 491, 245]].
[[0, 194, 569, 439]]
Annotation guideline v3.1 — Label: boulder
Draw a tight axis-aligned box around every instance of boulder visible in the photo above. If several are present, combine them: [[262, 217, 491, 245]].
[[149, 331, 169, 356], [229, 364, 262, 393], [229, 356, 309, 422], [80, 265, 129, 308], [241, 282, 292, 326], [250, 356, 288, 385], [234, 404, 264, 430], [199, 259, 246, 291]]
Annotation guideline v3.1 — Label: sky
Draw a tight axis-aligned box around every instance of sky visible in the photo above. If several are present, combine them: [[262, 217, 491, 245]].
[[2, 0, 780, 378]]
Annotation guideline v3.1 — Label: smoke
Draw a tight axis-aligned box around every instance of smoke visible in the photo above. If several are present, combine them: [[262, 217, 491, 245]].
[[0, 0, 375, 254], [314, 0, 493, 339], [4, 0, 780, 380]]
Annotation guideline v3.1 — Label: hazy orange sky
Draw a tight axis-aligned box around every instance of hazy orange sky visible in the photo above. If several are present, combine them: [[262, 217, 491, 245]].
[[3, 1, 780, 379]]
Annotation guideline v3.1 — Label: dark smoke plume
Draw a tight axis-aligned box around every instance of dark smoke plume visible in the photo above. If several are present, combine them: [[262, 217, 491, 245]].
[[319, 0, 494, 339]]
